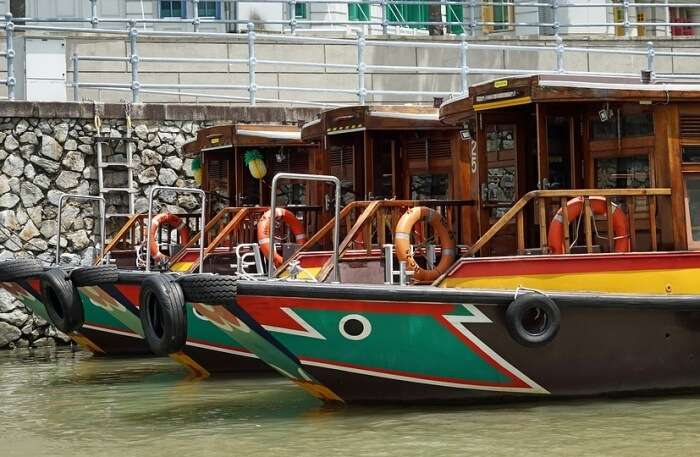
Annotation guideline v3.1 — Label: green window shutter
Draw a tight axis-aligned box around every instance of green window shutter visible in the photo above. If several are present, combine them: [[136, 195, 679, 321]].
[[386, 1, 427, 29], [446, 5, 464, 34], [348, 3, 370, 21], [295, 3, 307, 18]]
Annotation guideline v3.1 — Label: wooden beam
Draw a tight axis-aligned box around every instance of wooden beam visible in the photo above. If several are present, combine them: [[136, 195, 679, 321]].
[[560, 197, 570, 254], [584, 197, 593, 253], [538, 198, 548, 250], [649, 195, 658, 251]]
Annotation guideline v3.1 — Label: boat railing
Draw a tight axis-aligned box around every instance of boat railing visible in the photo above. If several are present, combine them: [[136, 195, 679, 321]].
[[168, 204, 324, 272], [277, 199, 476, 282], [99, 212, 203, 261], [468, 188, 673, 257]]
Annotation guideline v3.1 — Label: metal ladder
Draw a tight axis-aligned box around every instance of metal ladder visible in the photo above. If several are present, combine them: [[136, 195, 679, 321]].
[[94, 102, 136, 219]]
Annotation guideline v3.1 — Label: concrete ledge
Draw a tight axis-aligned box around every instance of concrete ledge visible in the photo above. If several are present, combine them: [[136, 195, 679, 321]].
[[0, 101, 322, 122]]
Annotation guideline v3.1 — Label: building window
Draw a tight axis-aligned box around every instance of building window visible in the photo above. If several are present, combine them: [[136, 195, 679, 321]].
[[482, 0, 512, 33], [160, 0, 186, 18], [348, 3, 370, 22], [198, 1, 220, 19], [446, 5, 464, 34], [295, 3, 308, 19], [387, 2, 428, 29]]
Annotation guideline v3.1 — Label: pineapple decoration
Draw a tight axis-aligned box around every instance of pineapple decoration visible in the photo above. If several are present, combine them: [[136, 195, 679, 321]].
[[190, 157, 202, 185], [244, 149, 267, 180]]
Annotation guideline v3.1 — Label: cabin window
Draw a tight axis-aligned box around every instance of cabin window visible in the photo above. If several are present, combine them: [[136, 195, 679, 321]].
[[205, 156, 231, 211], [485, 124, 516, 217], [684, 175, 700, 243], [591, 111, 654, 140], [683, 146, 700, 163], [411, 174, 449, 200], [277, 183, 306, 206], [595, 155, 651, 190]]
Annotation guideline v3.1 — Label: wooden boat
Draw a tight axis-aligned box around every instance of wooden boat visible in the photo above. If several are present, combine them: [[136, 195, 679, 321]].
[[174, 75, 700, 403], [17, 123, 323, 373]]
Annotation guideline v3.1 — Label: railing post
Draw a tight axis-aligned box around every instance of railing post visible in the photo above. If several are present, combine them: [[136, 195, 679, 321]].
[[90, 0, 99, 29], [623, 0, 631, 37], [555, 35, 564, 73], [357, 30, 366, 105], [4, 13, 14, 101], [72, 53, 80, 101], [469, 0, 477, 37], [552, 0, 560, 38], [646, 41, 656, 81], [380, 0, 388, 35], [247, 22, 257, 106], [289, 0, 297, 34], [128, 21, 140, 103], [192, 0, 200, 32], [460, 33, 469, 95]]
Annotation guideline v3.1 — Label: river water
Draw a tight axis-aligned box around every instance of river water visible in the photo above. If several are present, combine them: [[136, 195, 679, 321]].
[[1, 347, 698, 456]]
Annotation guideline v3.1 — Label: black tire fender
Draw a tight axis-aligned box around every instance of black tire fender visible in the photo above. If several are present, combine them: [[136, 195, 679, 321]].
[[0, 258, 44, 282], [139, 274, 187, 356], [177, 274, 237, 304], [71, 264, 119, 287], [505, 292, 560, 347], [39, 268, 84, 334]]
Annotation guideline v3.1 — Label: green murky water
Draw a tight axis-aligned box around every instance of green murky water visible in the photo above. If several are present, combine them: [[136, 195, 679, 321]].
[[1, 348, 699, 456]]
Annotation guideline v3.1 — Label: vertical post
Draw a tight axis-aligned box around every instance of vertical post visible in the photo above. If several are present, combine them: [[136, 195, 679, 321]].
[[90, 0, 99, 28], [552, 0, 560, 37], [469, 0, 477, 37], [555, 35, 564, 73], [560, 197, 570, 253], [192, 0, 200, 32], [583, 197, 593, 253], [357, 30, 366, 105], [460, 33, 469, 95], [128, 22, 140, 103], [646, 41, 655, 81], [247, 22, 256, 106], [72, 54, 80, 101], [380, 0, 388, 35], [289, 0, 297, 34], [4, 13, 14, 101], [623, 0, 631, 37]]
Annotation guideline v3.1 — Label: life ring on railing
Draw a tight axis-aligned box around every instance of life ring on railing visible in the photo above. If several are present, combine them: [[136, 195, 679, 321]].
[[394, 206, 456, 283], [547, 196, 630, 255], [257, 208, 307, 267], [149, 213, 191, 262]]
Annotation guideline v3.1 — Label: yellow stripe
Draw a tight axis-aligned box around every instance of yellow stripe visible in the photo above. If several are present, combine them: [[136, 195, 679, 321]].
[[171, 262, 194, 272], [473, 96, 532, 112], [170, 351, 210, 378], [70, 332, 105, 354], [440, 268, 700, 295]]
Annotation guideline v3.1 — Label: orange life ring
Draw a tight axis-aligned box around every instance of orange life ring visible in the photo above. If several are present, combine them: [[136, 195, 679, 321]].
[[257, 208, 307, 267], [149, 213, 191, 262], [394, 206, 457, 282], [547, 196, 630, 255]]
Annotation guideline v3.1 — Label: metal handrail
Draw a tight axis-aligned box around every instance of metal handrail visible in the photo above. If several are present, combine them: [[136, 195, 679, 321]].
[[145, 186, 206, 273], [269, 173, 341, 282]]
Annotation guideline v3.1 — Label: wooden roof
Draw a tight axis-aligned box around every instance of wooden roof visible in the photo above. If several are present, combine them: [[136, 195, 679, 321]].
[[183, 123, 311, 156], [301, 105, 452, 141], [440, 74, 700, 124]]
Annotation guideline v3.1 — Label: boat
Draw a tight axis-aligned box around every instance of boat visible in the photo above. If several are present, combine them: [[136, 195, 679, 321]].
[[37, 123, 329, 374], [172, 74, 700, 403]]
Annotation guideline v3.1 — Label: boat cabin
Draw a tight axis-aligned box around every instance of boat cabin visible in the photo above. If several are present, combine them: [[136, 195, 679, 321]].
[[183, 123, 323, 217], [439, 74, 700, 256], [302, 105, 476, 243]]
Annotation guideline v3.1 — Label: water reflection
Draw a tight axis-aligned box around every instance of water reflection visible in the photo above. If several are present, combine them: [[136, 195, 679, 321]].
[[1, 348, 699, 456]]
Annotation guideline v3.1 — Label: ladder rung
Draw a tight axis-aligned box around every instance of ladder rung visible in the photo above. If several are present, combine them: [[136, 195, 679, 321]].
[[99, 162, 133, 168], [101, 188, 136, 193]]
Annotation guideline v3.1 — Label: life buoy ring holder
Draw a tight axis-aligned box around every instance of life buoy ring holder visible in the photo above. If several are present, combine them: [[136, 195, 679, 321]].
[[148, 213, 191, 263], [394, 206, 457, 283], [547, 196, 630, 255], [257, 208, 307, 267]]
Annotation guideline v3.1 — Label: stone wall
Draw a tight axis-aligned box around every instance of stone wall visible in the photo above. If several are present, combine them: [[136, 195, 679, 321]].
[[0, 101, 320, 349]]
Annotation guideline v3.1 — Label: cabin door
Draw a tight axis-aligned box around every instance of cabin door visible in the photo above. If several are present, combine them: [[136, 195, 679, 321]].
[[537, 106, 581, 191], [202, 149, 235, 216], [477, 113, 527, 255]]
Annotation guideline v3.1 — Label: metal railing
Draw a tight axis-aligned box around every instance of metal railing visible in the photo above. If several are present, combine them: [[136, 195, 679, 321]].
[[13, 0, 700, 37], [1, 3, 700, 104]]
